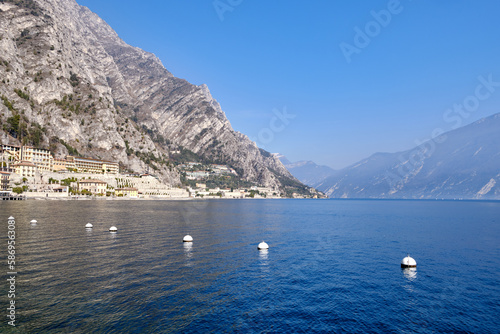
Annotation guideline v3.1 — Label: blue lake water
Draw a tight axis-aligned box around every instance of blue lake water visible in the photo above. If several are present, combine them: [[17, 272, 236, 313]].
[[1, 199, 499, 333]]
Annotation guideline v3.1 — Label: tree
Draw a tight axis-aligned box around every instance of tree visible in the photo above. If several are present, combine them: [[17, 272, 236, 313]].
[[6, 114, 20, 137], [81, 189, 92, 196], [69, 72, 79, 86]]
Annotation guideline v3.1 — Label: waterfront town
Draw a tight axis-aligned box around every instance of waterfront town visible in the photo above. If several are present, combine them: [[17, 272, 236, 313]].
[[0, 144, 284, 200]]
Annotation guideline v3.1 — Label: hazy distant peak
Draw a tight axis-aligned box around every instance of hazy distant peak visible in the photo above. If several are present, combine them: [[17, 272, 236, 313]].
[[277, 154, 336, 187], [274, 153, 291, 165], [317, 112, 500, 199]]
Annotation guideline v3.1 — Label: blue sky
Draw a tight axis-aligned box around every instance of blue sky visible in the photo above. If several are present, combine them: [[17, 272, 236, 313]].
[[77, 0, 500, 169]]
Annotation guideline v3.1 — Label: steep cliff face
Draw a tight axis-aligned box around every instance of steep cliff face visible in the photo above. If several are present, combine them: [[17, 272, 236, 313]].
[[0, 0, 301, 192]]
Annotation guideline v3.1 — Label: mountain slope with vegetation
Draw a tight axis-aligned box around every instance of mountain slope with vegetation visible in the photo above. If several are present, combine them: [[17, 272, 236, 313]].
[[0, 0, 314, 196]]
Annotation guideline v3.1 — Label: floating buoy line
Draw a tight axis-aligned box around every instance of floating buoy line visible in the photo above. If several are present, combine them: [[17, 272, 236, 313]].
[[29, 220, 419, 270]]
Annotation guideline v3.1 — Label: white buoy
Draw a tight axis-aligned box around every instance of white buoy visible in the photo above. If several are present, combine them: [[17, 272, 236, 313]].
[[258, 241, 269, 250], [85, 223, 93, 228], [401, 254, 417, 268], [109, 226, 117, 232], [183, 235, 193, 242], [30, 219, 37, 224]]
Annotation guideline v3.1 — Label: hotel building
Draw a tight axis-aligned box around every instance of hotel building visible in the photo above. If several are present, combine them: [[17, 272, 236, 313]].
[[13, 161, 37, 178], [22, 146, 53, 172], [1, 145, 119, 175], [78, 179, 108, 195], [115, 187, 139, 197], [0, 171, 10, 190], [67, 156, 119, 175], [1, 144, 52, 172]]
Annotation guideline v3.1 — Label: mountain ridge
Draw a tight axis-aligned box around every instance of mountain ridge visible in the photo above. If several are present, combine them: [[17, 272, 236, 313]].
[[276, 154, 336, 188], [316, 113, 500, 199]]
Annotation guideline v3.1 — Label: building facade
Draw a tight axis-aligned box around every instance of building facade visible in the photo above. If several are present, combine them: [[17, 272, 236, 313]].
[[1, 145, 21, 159], [115, 187, 139, 197], [78, 179, 107, 195], [1, 145, 119, 175], [1, 145, 53, 172], [0, 149, 15, 173], [52, 157, 76, 172], [68, 156, 119, 175], [13, 161, 37, 178], [0, 171, 10, 191], [22, 146, 53, 172]]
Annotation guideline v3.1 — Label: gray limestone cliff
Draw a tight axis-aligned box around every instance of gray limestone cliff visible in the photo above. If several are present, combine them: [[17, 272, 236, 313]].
[[0, 0, 305, 193]]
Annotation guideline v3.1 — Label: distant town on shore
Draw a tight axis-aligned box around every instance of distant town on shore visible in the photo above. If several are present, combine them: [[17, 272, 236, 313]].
[[1, 144, 322, 200]]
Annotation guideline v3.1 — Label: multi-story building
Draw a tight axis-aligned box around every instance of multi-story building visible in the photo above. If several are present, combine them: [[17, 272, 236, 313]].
[[1, 145, 120, 175], [78, 179, 107, 195], [0, 171, 10, 190], [115, 187, 139, 197], [0, 149, 15, 173], [185, 171, 210, 180], [1, 145, 52, 172], [13, 161, 37, 178], [67, 156, 119, 175], [52, 157, 76, 172], [22, 146, 53, 172], [1, 145, 21, 161]]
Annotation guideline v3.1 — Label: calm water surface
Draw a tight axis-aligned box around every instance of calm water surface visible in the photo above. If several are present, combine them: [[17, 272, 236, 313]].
[[1, 199, 499, 333]]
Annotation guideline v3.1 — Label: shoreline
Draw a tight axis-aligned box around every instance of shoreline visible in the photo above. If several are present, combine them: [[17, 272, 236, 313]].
[[22, 195, 290, 201], [2, 196, 497, 202]]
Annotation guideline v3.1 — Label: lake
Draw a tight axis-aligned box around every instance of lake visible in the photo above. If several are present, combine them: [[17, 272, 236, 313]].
[[1, 199, 499, 333]]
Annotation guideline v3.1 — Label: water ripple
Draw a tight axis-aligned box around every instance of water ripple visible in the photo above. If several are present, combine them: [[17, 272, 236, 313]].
[[0, 200, 498, 333]]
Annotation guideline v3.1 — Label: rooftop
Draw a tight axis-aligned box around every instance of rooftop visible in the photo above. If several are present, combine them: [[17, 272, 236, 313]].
[[70, 156, 118, 164], [79, 179, 107, 184], [13, 161, 37, 167]]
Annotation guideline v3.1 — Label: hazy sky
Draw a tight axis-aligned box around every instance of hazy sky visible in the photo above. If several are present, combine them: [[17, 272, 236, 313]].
[[77, 0, 500, 169]]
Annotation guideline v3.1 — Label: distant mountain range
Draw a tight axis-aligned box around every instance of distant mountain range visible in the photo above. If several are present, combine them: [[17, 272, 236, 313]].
[[314, 113, 500, 199], [276, 154, 336, 187]]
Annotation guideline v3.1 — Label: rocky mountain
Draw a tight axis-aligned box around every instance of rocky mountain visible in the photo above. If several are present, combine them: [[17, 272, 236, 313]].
[[276, 154, 336, 187], [0, 0, 309, 195], [316, 113, 500, 199]]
